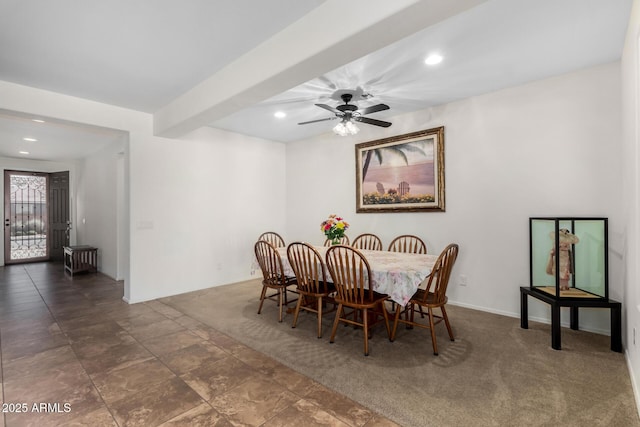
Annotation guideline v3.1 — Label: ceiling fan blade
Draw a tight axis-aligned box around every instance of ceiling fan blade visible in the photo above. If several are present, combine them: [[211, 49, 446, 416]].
[[355, 116, 392, 127], [298, 117, 337, 125], [315, 103, 341, 114], [358, 103, 389, 115]]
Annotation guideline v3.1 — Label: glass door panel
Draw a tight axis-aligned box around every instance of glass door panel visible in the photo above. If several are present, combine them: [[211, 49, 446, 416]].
[[4, 171, 49, 264]]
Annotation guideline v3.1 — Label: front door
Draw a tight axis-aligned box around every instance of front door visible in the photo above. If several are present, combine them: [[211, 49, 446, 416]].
[[4, 170, 50, 264], [49, 171, 70, 262]]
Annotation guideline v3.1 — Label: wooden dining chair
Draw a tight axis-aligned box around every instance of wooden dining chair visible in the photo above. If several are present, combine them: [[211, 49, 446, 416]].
[[286, 242, 336, 338], [258, 231, 286, 248], [391, 243, 459, 355], [254, 240, 297, 322], [352, 233, 383, 251], [325, 245, 391, 356], [323, 235, 350, 246], [388, 234, 427, 254]]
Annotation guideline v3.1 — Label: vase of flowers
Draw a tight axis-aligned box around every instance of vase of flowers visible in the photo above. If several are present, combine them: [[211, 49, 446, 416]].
[[321, 214, 349, 245]]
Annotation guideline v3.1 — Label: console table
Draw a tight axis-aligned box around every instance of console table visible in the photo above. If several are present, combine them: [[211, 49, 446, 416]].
[[64, 245, 98, 277], [520, 287, 622, 352]]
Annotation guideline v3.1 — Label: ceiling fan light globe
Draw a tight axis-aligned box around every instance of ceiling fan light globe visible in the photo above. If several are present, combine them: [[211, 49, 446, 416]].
[[333, 122, 348, 136], [346, 120, 359, 134], [333, 120, 359, 136]]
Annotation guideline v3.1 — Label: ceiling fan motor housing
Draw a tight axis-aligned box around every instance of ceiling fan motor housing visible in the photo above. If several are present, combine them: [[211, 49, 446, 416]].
[[337, 94, 358, 112]]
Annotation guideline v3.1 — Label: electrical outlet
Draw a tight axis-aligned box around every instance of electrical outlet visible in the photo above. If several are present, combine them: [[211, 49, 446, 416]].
[[459, 274, 467, 286]]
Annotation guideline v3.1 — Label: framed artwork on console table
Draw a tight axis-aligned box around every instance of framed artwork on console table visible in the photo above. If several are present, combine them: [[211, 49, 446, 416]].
[[355, 126, 445, 212]]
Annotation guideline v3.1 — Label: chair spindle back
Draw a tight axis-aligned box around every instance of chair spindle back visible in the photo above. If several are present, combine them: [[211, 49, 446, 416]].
[[421, 243, 459, 304], [352, 233, 383, 251], [388, 235, 427, 254], [254, 240, 287, 287], [286, 242, 328, 294], [258, 231, 286, 248], [325, 245, 372, 305]]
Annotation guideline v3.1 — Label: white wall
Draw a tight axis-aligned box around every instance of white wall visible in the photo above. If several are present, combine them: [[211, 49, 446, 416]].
[[75, 136, 126, 279], [127, 126, 287, 302], [0, 157, 77, 266], [622, 0, 640, 413], [287, 62, 623, 334]]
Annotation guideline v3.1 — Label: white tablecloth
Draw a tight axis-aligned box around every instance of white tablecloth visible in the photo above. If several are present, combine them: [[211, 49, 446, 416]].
[[276, 246, 437, 306]]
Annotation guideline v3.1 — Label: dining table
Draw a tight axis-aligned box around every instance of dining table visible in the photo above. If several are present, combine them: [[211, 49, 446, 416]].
[[276, 245, 438, 306]]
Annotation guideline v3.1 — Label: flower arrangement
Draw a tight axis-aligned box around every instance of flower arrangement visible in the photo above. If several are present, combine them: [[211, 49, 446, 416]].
[[321, 214, 349, 245]]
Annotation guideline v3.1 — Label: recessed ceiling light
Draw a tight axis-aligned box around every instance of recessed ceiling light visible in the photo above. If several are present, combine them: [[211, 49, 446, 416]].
[[274, 111, 286, 119], [23, 137, 37, 142], [19, 151, 29, 155], [32, 119, 45, 123], [424, 54, 443, 65]]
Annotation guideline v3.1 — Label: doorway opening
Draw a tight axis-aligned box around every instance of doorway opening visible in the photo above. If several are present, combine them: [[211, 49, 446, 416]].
[[3, 170, 69, 264]]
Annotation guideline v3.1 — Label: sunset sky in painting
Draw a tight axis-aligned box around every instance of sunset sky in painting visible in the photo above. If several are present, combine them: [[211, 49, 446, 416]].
[[362, 139, 435, 196]]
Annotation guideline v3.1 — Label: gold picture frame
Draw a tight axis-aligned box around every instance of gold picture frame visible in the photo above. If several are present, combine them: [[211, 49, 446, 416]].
[[355, 126, 445, 212]]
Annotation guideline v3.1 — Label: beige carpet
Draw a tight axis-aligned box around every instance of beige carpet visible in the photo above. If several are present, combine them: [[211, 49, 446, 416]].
[[161, 279, 639, 427]]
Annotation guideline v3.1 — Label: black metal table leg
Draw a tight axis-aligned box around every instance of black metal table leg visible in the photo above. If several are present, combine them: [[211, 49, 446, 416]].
[[611, 302, 622, 352], [570, 306, 579, 330], [551, 303, 561, 350], [520, 288, 529, 329]]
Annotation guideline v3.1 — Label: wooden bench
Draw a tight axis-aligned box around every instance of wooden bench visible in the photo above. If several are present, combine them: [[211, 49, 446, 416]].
[[64, 245, 98, 277]]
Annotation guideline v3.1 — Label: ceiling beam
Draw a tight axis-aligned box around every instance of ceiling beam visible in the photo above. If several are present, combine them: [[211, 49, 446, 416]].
[[153, 0, 486, 138]]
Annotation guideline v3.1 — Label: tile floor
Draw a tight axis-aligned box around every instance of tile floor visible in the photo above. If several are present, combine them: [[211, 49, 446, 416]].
[[0, 262, 397, 427]]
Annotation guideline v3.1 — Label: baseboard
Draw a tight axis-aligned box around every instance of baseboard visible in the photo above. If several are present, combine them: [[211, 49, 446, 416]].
[[448, 299, 610, 336], [626, 350, 640, 420], [448, 299, 517, 319]]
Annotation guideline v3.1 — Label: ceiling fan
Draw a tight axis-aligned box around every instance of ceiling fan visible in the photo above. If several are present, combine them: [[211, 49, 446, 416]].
[[298, 93, 391, 135]]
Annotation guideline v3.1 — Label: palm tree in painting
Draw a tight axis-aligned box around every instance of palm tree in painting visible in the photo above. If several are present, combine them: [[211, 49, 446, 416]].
[[361, 140, 430, 181]]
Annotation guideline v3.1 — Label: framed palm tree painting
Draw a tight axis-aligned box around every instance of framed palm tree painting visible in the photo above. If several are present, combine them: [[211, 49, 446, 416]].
[[355, 126, 445, 212]]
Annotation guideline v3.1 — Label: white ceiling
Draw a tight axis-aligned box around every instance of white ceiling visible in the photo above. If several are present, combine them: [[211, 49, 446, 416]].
[[0, 109, 126, 161], [213, 0, 633, 142], [0, 0, 633, 159]]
